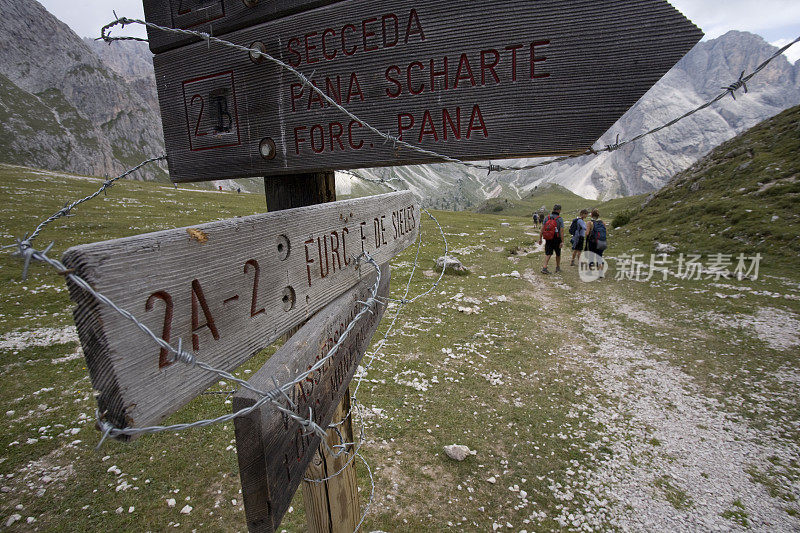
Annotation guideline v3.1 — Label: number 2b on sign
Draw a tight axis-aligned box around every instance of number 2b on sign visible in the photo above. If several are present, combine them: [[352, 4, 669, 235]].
[[182, 71, 242, 151]]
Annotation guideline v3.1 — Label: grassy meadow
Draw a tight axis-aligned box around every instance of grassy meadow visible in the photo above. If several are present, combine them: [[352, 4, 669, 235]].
[[0, 151, 798, 532]]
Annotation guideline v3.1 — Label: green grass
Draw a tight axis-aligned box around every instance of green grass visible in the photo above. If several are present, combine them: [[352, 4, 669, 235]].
[[609, 104, 800, 270], [475, 183, 593, 218], [721, 499, 749, 527], [654, 475, 693, 510], [0, 153, 798, 530]]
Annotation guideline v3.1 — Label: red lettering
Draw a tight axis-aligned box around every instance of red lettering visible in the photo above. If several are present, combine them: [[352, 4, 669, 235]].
[[346, 72, 365, 103], [404, 8, 425, 43], [317, 236, 329, 278], [145, 291, 173, 369], [330, 122, 344, 151], [287, 37, 302, 67], [304, 238, 315, 286], [530, 40, 550, 79], [466, 104, 488, 139], [307, 81, 325, 110], [385, 65, 402, 97], [407, 61, 424, 95], [397, 113, 414, 140], [348, 120, 364, 149], [442, 107, 461, 140], [191, 279, 219, 352], [430, 56, 448, 91], [418, 109, 438, 142], [359, 221, 368, 253], [322, 28, 337, 60], [342, 227, 350, 265], [294, 126, 307, 154], [310, 124, 325, 153], [290, 83, 303, 111], [330, 231, 342, 272], [362, 17, 378, 52], [342, 24, 357, 56], [304, 32, 319, 64], [244, 259, 265, 318], [480, 49, 500, 85], [325, 76, 342, 105], [505, 44, 523, 82], [382, 14, 399, 47], [454, 53, 476, 88]]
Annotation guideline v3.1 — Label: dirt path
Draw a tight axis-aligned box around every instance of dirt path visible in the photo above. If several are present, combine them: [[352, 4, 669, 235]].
[[542, 278, 800, 531]]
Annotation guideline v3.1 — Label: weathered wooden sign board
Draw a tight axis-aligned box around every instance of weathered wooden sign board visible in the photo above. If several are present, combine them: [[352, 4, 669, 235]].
[[62, 191, 417, 433], [234, 263, 389, 532], [143, 0, 343, 54], [148, 0, 703, 182]]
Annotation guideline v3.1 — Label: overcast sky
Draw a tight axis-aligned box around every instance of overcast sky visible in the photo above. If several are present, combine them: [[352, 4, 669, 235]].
[[39, 0, 800, 63]]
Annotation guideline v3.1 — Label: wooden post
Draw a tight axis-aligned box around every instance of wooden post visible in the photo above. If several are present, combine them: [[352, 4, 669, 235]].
[[264, 171, 360, 533]]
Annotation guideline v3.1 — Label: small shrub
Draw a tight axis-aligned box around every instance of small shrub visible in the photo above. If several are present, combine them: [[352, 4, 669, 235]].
[[611, 209, 634, 228]]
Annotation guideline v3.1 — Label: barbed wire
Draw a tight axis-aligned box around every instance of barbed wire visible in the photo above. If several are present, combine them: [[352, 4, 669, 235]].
[[100, 16, 798, 174], [0, 155, 167, 279], [3, 10, 795, 532]]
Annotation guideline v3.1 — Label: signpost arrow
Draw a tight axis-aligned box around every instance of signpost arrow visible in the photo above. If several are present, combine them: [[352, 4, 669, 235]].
[[62, 191, 417, 434], [148, 0, 703, 182], [234, 263, 389, 533]]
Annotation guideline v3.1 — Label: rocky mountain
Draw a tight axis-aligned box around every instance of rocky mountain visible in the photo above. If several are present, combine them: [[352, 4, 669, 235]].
[[83, 38, 160, 116], [0, 3, 797, 201], [0, 0, 166, 180], [350, 31, 800, 205]]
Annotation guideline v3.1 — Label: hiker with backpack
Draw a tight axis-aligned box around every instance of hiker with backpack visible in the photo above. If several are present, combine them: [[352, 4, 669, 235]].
[[532, 212, 539, 227], [538, 204, 564, 274], [569, 209, 589, 266], [585, 209, 608, 272]]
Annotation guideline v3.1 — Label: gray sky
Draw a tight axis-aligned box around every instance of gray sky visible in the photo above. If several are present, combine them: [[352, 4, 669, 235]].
[[39, 0, 800, 62]]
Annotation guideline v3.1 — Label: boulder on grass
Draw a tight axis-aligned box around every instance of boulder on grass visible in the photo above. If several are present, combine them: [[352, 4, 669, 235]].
[[444, 444, 476, 461], [436, 256, 469, 275]]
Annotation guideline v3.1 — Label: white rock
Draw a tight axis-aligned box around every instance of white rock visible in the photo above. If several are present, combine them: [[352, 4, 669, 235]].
[[436, 255, 469, 273], [654, 242, 677, 254], [180, 505, 192, 515], [6, 514, 22, 527], [107, 465, 121, 475], [487, 476, 497, 484], [115, 507, 123, 514], [443, 444, 475, 461], [166, 498, 176, 508]]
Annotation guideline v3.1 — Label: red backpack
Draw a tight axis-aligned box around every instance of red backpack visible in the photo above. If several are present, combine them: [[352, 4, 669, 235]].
[[541, 215, 560, 240]]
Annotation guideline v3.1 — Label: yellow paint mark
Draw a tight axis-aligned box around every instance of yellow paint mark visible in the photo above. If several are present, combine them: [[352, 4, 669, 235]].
[[186, 228, 208, 243]]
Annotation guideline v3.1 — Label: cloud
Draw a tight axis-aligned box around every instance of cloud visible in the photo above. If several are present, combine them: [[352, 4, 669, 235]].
[[771, 39, 800, 64], [670, 0, 800, 40]]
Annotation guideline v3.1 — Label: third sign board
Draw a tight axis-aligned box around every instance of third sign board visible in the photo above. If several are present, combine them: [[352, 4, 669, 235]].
[[150, 0, 703, 182]]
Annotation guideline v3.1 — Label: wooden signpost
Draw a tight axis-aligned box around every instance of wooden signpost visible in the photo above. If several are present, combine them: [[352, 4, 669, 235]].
[[233, 263, 389, 532], [58, 1, 704, 531], [149, 0, 702, 181], [62, 191, 417, 432], [142, 0, 344, 54]]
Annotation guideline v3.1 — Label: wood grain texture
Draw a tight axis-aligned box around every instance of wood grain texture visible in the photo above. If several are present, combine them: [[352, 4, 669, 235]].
[[302, 393, 359, 533], [264, 171, 335, 211], [233, 263, 388, 533], [151, 0, 703, 182], [143, 0, 343, 54], [61, 191, 417, 433]]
